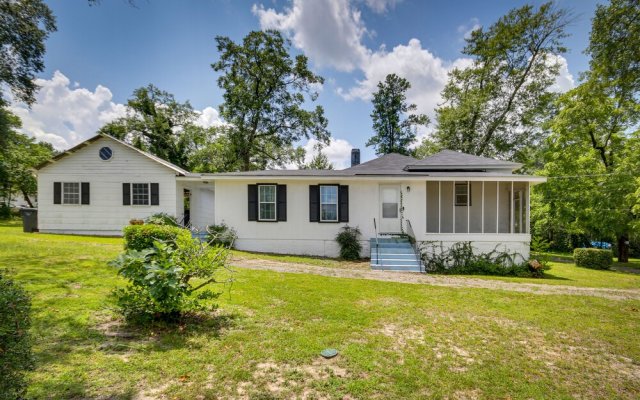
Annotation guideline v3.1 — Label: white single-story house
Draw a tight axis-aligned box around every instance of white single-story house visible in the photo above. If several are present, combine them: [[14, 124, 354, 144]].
[[36, 134, 545, 271]]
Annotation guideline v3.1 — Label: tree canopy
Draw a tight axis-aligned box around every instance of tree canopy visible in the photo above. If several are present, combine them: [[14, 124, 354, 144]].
[[418, 2, 570, 163], [99, 85, 210, 170], [532, 0, 640, 261], [212, 30, 330, 171], [0, 0, 56, 105]]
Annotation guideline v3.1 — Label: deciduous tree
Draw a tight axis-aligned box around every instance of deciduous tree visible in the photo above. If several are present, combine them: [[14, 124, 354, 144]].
[[422, 2, 570, 163], [212, 30, 330, 171], [0, 0, 56, 105]]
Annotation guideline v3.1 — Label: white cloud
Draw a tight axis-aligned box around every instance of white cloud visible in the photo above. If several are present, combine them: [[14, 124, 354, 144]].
[[9, 70, 224, 150], [9, 71, 127, 149], [457, 17, 481, 41], [360, 0, 401, 14], [301, 137, 354, 169], [339, 39, 473, 120], [253, 0, 370, 72], [548, 54, 575, 92], [194, 106, 225, 128]]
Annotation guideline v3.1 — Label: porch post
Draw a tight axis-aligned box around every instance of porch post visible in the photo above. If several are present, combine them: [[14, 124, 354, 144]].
[[527, 181, 531, 234], [496, 181, 499, 234], [467, 181, 470, 234], [510, 181, 514, 234], [425, 181, 428, 232], [481, 181, 485, 234], [438, 181, 441, 234]]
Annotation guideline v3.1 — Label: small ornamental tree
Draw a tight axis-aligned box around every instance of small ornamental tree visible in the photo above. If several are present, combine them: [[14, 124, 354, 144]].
[[110, 234, 232, 322]]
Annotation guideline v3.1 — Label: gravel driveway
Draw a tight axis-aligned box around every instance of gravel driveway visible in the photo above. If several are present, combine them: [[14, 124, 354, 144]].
[[231, 257, 640, 301]]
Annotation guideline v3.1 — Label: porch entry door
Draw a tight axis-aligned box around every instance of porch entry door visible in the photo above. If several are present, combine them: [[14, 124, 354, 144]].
[[379, 184, 401, 233]]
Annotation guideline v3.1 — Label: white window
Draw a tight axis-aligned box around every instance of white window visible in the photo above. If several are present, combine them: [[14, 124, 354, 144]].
[[258, 185, 276, 221], [455, 182, 471, 206], [320, 185, 338, 222], [63, 182, 80, 205], [132, 183, 150, 206]]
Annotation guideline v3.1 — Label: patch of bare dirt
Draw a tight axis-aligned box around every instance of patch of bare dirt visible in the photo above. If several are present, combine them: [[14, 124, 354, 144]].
[[234, 358, 351, 399], [232, 258, 640, 300]]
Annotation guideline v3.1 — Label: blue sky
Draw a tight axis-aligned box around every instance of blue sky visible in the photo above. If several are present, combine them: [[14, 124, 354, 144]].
[[13, 0, 601, 167]]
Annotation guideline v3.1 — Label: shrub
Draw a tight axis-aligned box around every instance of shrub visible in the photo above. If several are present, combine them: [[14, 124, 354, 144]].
[[109, 235, 231, 322], [0, 204, 11, 220], [335, 226, 362, 260], [123, 225, 191, 251], [145, 212, 179, 226], [573, 248, 613, 269], [0, 271, 34, 400], [206, 223, 237, 248], [419, 241, 542, 277]]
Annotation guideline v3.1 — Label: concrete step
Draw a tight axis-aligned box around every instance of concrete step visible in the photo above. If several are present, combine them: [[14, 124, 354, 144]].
[[371, 264, 422, 272], [371, 252, 418, 260], [372, 248, 415, 255], [371, 258, 421, 266]]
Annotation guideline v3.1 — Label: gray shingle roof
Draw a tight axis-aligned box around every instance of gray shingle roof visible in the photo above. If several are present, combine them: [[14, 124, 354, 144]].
[[202, 151, 523, 178], [405, 150, 521, 170]]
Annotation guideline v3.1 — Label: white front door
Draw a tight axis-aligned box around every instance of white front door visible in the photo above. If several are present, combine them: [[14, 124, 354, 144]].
[[379, 184, 401, 233]]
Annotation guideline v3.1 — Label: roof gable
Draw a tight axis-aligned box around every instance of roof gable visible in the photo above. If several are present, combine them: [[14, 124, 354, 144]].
[[36, 134, 189, 175]]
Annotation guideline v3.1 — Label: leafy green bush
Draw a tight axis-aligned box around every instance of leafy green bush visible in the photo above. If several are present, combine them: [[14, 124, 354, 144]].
[[419, 241, 543, 277], [573, 248, 613, 269], [123, 224, 191, 251], [109, 235, 231, 322], [145, 212, 179, 226], [206, 223, 237, 248], [0, 204, 12, 220], [335, 226, 362, 260], [0, 271, 34, 400]]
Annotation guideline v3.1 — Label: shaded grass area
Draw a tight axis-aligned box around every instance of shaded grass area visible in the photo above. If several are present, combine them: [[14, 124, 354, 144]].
[[1, 225, 640, 398]]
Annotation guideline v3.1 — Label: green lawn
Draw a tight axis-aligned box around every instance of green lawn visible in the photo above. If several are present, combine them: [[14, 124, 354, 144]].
[[2, 223, 640, 399]]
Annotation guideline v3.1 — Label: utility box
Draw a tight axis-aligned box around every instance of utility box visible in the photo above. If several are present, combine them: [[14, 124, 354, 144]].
[[20, 208, 38, 233]]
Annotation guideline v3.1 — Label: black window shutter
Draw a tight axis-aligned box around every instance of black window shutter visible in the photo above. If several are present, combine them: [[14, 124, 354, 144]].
[[122, 183, 131, 205], [248, 184, 258, 221], [339, 185, 349, 222], [81, 182, 90, 205], [150, 183, 159, 205], [309, 185, 319, 222], [53, 182, 61, 204], [277, 185, 287, 221]]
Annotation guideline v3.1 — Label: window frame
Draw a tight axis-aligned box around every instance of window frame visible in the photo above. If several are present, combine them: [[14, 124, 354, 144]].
[[319, 184, 339, 223], [131, 183, 150, 206], [62, 182, 81, 205], [258, 184, 277, 222], [455, 182, 471, 207]]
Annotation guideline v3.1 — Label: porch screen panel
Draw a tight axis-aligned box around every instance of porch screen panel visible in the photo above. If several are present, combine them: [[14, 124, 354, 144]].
[[513, 182, 527, 233], [483, 182, 497, 233], [498, 182, 511, 233], [440, 181, 453, 233], [469, 181, 483, 233], [454, 182, 468, 234], [426, 182, 439, 233]]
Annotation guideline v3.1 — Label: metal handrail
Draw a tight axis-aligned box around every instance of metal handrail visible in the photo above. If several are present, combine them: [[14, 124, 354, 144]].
[[373, 218, 380, 267], [405, 219, 423, 273]]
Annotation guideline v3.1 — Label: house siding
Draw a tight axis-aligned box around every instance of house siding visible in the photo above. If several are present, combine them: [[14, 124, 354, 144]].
[[37, 137, 178, 235], [215, 178, 530, 259]]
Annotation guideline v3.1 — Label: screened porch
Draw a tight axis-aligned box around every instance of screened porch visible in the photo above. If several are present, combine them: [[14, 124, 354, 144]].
[[425, 181, 529, 235]]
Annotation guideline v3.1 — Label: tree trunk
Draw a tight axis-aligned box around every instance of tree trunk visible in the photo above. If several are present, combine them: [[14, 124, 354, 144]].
[[617, 234, 629, 263], [21, 190, 34, 208]]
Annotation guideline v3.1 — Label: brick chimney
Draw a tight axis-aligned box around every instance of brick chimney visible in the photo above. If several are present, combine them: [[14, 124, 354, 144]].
[[351, 148, 360, 167]]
